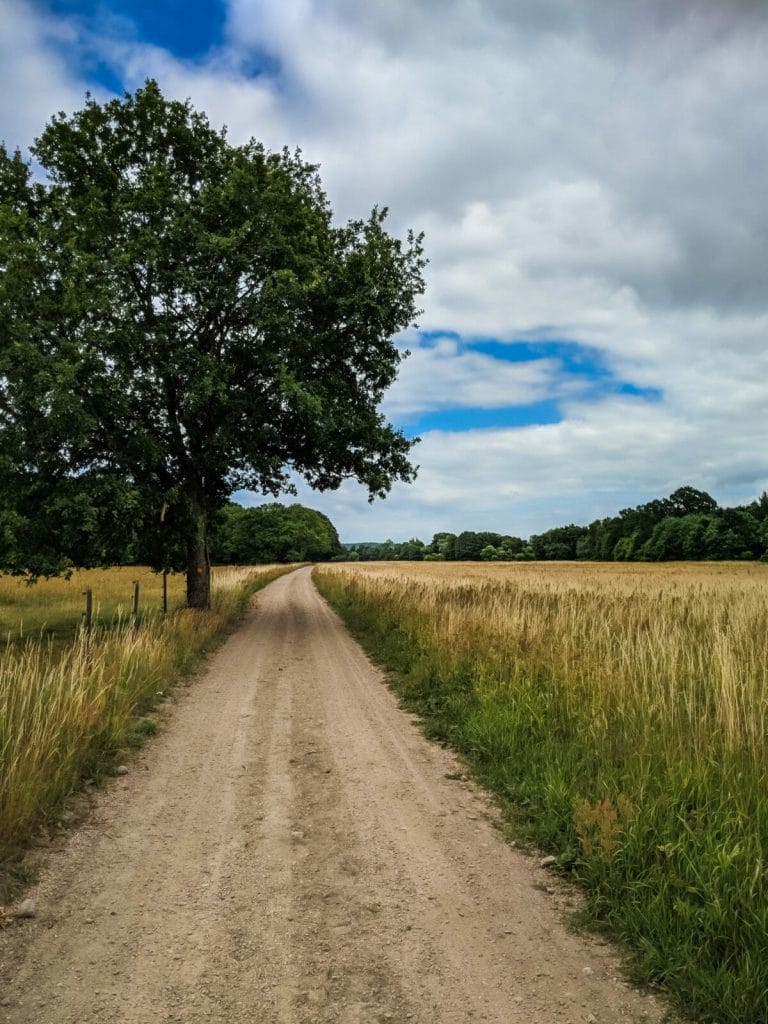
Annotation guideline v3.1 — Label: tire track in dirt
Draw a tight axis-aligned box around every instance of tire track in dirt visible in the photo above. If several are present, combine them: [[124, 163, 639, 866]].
[[0, 567, 667, 1023]]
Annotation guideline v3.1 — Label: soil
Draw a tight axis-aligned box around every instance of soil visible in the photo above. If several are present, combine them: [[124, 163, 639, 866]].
[[0, 567, 668, 1023]]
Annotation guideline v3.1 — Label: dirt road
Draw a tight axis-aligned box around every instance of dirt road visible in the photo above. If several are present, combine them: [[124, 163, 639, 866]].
[[1, 568, 665, 1023]]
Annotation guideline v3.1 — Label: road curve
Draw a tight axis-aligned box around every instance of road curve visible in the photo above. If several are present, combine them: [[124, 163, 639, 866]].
[[0, 567, 665, 1023]]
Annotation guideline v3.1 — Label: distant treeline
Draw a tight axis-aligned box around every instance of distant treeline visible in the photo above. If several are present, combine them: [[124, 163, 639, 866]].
[[211, 502, 342, 564], [339, 487, 768, 562]]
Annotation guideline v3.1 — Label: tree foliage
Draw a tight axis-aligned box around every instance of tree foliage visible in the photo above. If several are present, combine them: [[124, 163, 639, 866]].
[[341, 530, 529, 563], [210, 502, 341, 564], [0, 82, 425, 604]]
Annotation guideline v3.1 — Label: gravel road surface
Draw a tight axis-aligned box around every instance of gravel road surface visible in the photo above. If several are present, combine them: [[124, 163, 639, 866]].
[[0, 567, 666, 1023]]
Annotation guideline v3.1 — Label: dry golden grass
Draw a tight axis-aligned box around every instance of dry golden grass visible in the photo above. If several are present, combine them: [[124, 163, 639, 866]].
[[0, 565, 261, 641]]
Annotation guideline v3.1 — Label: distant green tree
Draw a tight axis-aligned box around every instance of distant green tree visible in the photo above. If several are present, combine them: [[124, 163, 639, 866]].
[[574, 488, 726, 563], [636, 507, 760, 562], [747, 491, 768, 525], [667, 486, 718, 517], [210, 503, 341, 563], [498, 536, 525, 559], [702, 509, 761, 560], [529, 524, 586, 560], [752, 495, 768, 560], [612, 534, 636, 561], [396, 538, 425, 561], [428, 532, 457, 559], [455, 531, 505, 560], [640, 517, 688, 561], [454, 531, 483, 560]]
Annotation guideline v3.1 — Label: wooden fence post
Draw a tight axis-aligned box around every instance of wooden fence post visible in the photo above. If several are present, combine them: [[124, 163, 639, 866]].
[[82, 587, 93, 635], [82, 587, 93, 664]]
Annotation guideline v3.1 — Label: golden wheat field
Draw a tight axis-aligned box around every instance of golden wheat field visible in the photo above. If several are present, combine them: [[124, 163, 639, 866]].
[[313, 559, 768, 1023], [318, 559, 768, 756], [327, 556, 768, 588]]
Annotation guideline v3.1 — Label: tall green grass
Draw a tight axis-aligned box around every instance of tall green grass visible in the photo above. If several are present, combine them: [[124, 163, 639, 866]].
[[0, 566, 292, 862], [314, 562, 768, 1024], [0, 565, 188, 643]]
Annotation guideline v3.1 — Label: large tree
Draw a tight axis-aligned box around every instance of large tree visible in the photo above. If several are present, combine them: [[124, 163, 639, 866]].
[[0, 82, 425, 606]]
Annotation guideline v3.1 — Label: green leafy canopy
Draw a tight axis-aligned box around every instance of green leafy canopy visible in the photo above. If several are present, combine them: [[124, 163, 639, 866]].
[[0, 81, 426, 600]]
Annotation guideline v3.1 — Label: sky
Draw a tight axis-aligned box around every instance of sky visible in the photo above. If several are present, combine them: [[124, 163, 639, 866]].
[[3, 0, 768, 541]]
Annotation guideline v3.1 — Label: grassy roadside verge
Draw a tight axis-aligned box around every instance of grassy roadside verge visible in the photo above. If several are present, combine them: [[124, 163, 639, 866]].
[[314, 565, 768, 1024], [0, 565, 189, 645], [0, 566, 294, 874]]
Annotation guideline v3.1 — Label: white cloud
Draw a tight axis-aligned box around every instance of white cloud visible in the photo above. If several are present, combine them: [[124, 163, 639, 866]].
[[381, 337, 559, 418], [417, 185, 678, 339], [0, 2, 87, 152]]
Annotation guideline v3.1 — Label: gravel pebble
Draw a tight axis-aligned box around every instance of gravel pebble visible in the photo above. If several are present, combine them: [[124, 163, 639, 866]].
[[14, 899, 36, 919]]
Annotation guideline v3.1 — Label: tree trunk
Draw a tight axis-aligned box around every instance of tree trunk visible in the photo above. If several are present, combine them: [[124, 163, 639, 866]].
[[186, 505, 211, 610]]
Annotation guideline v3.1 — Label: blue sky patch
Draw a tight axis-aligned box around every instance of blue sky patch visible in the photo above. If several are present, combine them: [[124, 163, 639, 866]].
[[398, 400, 562, 438], [83, 57, 125, 96], [29, 1, 231, 101], [40, 0, 228, 60], [615, 382, 663, 400], [30, 1, 283, 100], [468, 337, 612, 373]]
